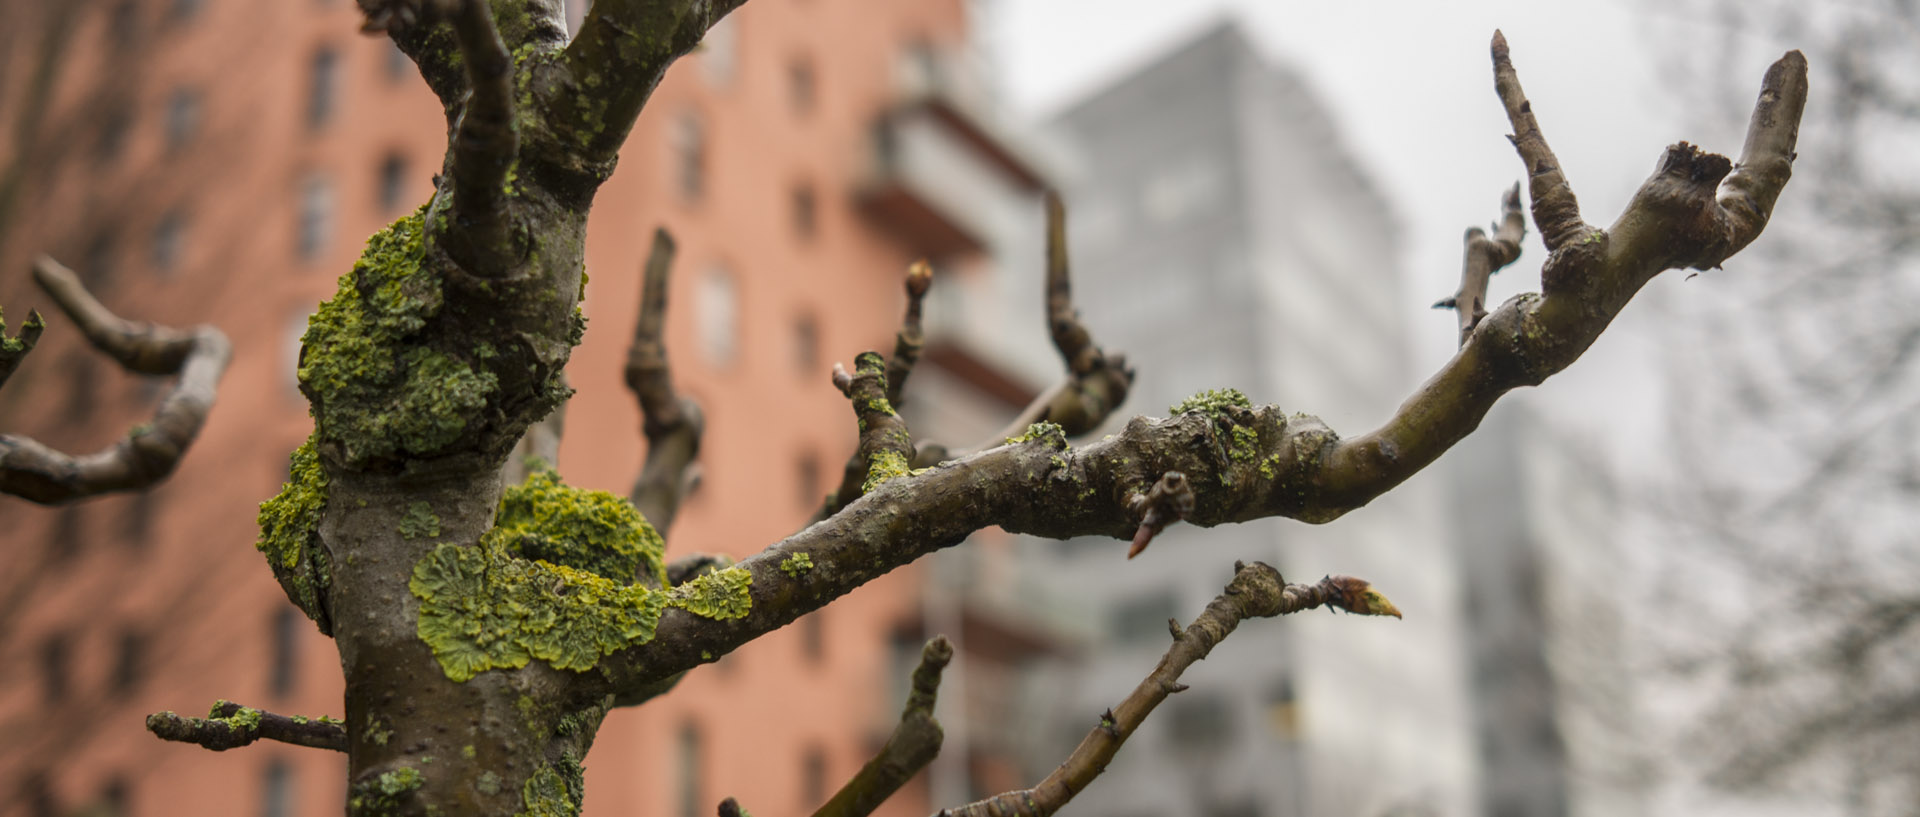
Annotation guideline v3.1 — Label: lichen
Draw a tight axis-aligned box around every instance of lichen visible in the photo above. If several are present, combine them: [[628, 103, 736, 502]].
[[517, 760, 580, 817], [779, 552, 814, 578], [399, 501, 442, 540], [1170, 388, 1251, 419], [1005, 421, 1067, 449], [410, 471, 749, 682], [256, 437, 333, 631], [860, 448, 911, 494], [350, 767, 423, 815], [298, 207, 500, 467]]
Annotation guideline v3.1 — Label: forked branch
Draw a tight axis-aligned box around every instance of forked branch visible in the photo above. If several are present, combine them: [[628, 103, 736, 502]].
[[557, 0, 751, 163], [626, 228, 705, 536], [936, 564, 1398, 817], [811, 637, 953, 817], [0, 257, 231, 504], [1434, 183, 1526, 346], [0, 306, 44, 389]]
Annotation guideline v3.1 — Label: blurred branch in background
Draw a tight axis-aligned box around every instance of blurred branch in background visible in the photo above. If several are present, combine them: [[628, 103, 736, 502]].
[[1650, 1, 1920, 811]]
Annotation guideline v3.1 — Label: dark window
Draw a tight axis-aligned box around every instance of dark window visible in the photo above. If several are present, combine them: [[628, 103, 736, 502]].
[[1108, 592, 1182, 644], [64, 354, 99, 421], [124, 489, 157, 550], [801, 609, 824, 664], [83, 232, 118, 290], [791, 183, 816, 240], [100, 776, 131, 815], [261, 759, 293, 817], [112, 629, 146, 695], [670, 114, 705, 202], [1165, 693, 1234, 750], [165, 88, 201, 151], [1265, 677, 1299, 738], [152, 210, 187, 273], [51, 505, 84, 564], [308, 47, 340, 129], [792, 314, 819, 375], [787, 58, 815, 116], [795, 450, 819, 509], [385, 40, 410, 81], [378, 153, 409, 213], [170, 0, 205, 22], [800, 745, 827, 807], [676, 722, 703, 817], [109, 0, 140, 45], [40, 633, 72, 703], [23, 771, 56, 817], [271, 606, 300, 697], [97, 106, 132, 161], [298, 176, 334, 261]]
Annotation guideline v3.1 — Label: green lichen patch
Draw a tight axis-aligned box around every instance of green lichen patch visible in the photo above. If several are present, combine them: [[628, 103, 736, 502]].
[[667, 566, 753, 620], [517, 760, 580, 817], [779, 552, 814, 578], [492, 469, 666, 585], [350, 767, 423, 815], [399, 501, 441, 540], [298, 208, 500, 466], [1170, 388, 1252, 419], [256, 437, 333, 631], [207, 700, 263, 736], [860, 448, 911, 494], [1005, 421, 1067, 449]]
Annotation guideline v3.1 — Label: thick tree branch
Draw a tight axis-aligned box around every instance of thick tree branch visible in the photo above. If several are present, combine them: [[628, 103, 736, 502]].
[[146, 701, 347, 753], [435, 0, 526, 276], [0, 257, 231, 504], [811, 636, 952, 817], [359, 0, 567, 113], [1433, 183, 1526, 346], [0, 306, 43, 389], [626, 228, 704, 536], [935, 564, 1397, 817], [886, 261, 934, 410], [554, 0, 750, 164], [992, 192, 1133, 442]]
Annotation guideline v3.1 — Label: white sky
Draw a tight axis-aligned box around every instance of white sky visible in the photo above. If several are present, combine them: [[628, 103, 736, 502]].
[[980, 0, 1766, 468]]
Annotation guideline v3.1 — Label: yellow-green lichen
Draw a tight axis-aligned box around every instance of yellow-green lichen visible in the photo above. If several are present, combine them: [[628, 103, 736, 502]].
[[1005, 421, 1067, 449], [350, 767, 423, 815], [256, 437, 333, 630], [779, 552, 814, 578], [410, 471, 750, 682], [516, 759, 581, 817], [1170, 388, 1251, 418], [399, 501, 441, 540], [298, 207, 500, 467], [861, 449, 911, 494]]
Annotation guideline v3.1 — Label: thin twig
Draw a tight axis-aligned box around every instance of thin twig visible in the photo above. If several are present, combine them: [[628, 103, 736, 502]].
[[819, 353, 914, 516], [1492, 30, 1589, 252], [1126, 471, 1193, 559], [0, 257, 231, 504], [146, 701, 347, 753], [811, 637, 953, 817], [1434, 183, 1527, 346], [0, 306, 43, 389], [886, 261, 934, 409], [936, 564, 1399, 817]]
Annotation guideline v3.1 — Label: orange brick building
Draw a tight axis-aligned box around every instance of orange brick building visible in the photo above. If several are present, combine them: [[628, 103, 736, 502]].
[[0, 1, 1049, 815]]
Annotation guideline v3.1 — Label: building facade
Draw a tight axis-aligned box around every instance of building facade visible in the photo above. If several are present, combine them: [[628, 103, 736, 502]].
[[0, 1, 1048, 816]]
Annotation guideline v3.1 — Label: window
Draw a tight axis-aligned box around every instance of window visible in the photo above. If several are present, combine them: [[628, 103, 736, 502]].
[[271, 606, 300, 697], [795, 450, 819, 508], [100, 777, 131, 816], [699, 17, 737, 87], [670, 113, 706, 202], [261, 759, 293, 817], [40, 633, 72, 703], [51, 506, 84, 564], [792, 313, 819, 374], [165, 87, 202, 151], [83, 232, 118, 290], [22, 771, 55, 817], [695, 267, 738, 367], [170, 0, 205, 22], [152, 209, 187, 273], [109, 0, 141, 45], [378, 153, 410, 213], [801, 609, 824, 664], [800, 745, 827, 807], [112, 629, 146, 695], [298, 175, 335, 261], [385, 40, 411, 81], [308, 47, 340, 129], [124, 490, 157, 550], [1265, 677, 1300, 738], [97, 105, 132, 161], [676, 722, 703, 817], [63, 355, 99, 427], [787, 57, 815, 116], [1108, 592, 1181, 644], [791, 183, 816, 241], [1165, 693, 1234, 750]]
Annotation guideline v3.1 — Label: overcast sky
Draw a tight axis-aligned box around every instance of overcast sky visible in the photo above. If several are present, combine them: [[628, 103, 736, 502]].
[[978, 0, 1774, 468]]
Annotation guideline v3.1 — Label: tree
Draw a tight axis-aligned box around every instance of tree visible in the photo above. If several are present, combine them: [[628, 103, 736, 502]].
[[0, 1, 1808, 815]]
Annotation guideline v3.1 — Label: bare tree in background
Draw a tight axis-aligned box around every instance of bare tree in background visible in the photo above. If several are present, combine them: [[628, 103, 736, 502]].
[[1639, 3, 1920, 814], [2, 1, 1810, 814]]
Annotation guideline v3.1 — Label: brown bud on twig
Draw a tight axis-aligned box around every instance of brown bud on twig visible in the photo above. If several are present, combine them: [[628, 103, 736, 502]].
[[1127, 471, 1194, 558]]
